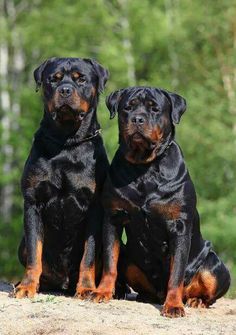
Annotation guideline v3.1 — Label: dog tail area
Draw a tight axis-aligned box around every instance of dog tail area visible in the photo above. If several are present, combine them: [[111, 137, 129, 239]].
[[203, 250, 231, 304], [213, 260, 231, 302], [184, 250, 231, 307]]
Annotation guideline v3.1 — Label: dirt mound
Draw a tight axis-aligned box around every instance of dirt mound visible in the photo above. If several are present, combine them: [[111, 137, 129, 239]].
[[0, 282, 236, 335]]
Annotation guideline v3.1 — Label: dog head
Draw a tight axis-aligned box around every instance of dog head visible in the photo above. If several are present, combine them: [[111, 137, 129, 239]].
[[34, 57, 109, 131], [106, 87, 186, 164]]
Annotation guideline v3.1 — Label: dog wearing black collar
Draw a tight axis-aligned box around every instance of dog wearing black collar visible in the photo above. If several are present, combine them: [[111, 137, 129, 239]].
[[90, 86, 230, 318], [15, 57, 109, 298]]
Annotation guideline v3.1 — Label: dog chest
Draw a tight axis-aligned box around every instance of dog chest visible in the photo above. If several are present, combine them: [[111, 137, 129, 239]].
[[26, 151, 96, 206]]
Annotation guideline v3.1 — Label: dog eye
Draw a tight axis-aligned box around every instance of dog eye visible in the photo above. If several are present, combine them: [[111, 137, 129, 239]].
[[124, 105, 132, 111], [151, 107, 160, 113], [130, 99, 139, 105], [72, 73, 86, 84], [51, 73, 63, 83], [76, 76, 86, 84]]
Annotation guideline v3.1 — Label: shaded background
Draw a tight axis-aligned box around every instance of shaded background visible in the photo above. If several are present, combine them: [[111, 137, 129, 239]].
[[0, 0, 235, 295]]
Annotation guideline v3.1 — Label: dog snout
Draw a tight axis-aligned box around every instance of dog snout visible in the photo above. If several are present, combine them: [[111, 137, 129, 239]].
[[131, 115, 145, 125], [58, 85, 73, 98]]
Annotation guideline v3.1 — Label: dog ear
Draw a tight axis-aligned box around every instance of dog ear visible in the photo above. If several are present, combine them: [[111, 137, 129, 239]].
[[106, 89, 126, 119], [33, 57, 56, 92], [84, 59, 109, 93], [161, 89, 187, 124]]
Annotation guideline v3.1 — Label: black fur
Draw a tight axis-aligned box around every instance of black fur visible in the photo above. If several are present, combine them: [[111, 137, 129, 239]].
[[15, 57, 109, 298], [91, 86, 230, 317]]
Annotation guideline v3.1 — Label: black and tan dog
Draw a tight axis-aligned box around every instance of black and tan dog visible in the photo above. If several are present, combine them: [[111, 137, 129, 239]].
[[14, 57, 109, 298], [90, 86, 230, 317]]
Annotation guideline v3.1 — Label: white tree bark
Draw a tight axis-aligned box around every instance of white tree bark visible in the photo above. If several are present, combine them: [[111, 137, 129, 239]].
[[0, 41, 14, 221], [213, 34, 236, 133], [164, 0, 180, 89], [117, 0, 136, 86], [0, 0, 24, 222]]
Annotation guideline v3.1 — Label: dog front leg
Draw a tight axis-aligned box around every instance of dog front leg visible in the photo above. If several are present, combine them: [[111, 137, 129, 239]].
[[90, 214, 122, 302], [75, 233, 97, 299], [14, 202, 43, 298], [161, 231, 191, 318], [75, 200, 103, 299]]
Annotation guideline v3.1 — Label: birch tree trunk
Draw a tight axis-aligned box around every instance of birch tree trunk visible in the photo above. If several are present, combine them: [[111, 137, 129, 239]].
[[117, 0, 136, 86], [0, 0, 24, 222], [212, 17, 236, 133], [164, 0, 180, 89]]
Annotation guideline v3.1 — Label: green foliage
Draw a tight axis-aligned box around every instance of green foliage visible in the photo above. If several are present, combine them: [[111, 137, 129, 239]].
[[0, 0, 235, 296]]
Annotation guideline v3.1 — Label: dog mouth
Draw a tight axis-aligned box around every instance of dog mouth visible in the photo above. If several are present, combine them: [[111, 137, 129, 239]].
[[130, 131, 155, 145], [127, 131, 160, 152], [131, 132, 145, 142], [53, 105, 85, 123], [128, 132, 150, 151]]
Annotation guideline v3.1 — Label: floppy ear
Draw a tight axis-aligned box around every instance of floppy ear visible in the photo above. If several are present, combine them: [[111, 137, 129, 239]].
[[84, 58, 109, 93], [161, 89, 187, 124], [106, 89, 126, 119], [33, 57, 56, 92]]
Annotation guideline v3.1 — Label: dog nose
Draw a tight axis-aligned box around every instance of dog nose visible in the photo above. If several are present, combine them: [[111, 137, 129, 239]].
[[131, 116, 145, 125], [59, 85, 73, 98]]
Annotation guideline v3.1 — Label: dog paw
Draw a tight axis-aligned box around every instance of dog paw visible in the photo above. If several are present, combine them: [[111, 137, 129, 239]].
[[90, 289, 113, 303], [13, 282, 38, 299], [186, 297, 208, 308], [161, 304, 185, 318], [75, 287, 94, 300]]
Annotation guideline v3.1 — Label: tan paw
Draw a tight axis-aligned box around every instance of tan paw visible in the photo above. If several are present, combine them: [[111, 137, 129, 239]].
[[161, 304, 185, 318], [75, 287, 94, 300], [13, 282, 38, 299], [186, 297, 208, 308], [90, 289, 113, 303]]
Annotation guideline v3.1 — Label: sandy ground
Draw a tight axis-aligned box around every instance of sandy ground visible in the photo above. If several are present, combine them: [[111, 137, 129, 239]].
[[0, 282, 236, 335]]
